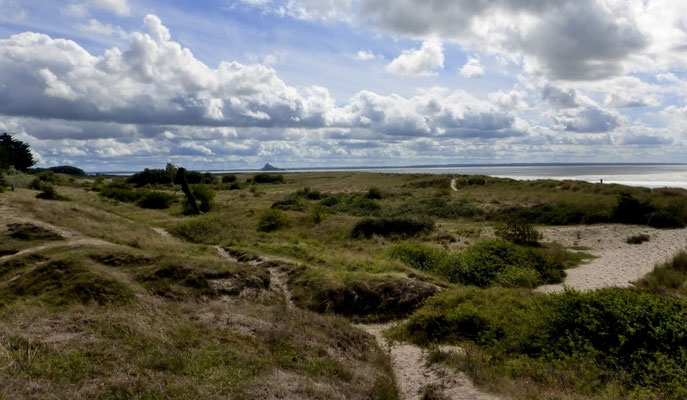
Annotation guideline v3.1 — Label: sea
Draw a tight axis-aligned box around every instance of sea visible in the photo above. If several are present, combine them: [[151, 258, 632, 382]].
[[102, 164, 687, 189]]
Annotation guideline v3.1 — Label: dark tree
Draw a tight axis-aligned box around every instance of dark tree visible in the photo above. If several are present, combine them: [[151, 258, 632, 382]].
[[0, 133, 35, 172]]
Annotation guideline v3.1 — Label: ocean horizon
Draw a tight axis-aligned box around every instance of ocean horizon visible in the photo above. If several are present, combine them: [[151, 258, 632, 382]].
[[94, 162, 687, 189]]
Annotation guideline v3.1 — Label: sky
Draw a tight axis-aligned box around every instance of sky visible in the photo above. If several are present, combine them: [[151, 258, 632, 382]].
[[2, 1, 687, 171]]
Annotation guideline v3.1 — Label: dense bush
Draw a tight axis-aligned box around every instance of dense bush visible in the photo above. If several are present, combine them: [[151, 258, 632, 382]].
[[183, 185, 215, 214], [495, 217, 541, 246], [100, 182, 144, 203], [127, 168, 174, 187], [391, 240, 566, 288], [257, 209, 290, 232], [626, 233, 650, 244], [251, 173, 285, 184], [319, 196, 341, 207], [296, 187, 326, 200], [138, 191, 175, 209], [391, 197, 481, 219], [366, 187, 383, 199], [352, 217, 434, 239], [29, 165, 86, 176], [221, 174, 237, 183], [35, 183, 69, 201], [401, 287, 687, 398]]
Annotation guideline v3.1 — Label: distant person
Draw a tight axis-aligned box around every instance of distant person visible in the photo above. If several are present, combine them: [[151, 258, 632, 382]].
[[600, 178, 603, 184], [10, 184, 14, 191]]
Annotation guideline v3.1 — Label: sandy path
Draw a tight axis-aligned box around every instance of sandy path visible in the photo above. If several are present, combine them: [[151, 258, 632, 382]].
[[538, 224, 687, 293], [357, 323, 503, 400], [450, 178, 458, 192]]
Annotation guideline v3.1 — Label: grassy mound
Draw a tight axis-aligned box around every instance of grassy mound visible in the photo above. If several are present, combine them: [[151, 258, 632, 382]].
[[0, 259, 132, 307], [352, 217, 434, 239], [289, 268, 439, 321]]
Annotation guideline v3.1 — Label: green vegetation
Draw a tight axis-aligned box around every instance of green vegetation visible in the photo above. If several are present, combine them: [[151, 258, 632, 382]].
[[252, 173, 285, 184], [397, 287, 687, 399], [636, 251, 687, 297], [257, 208, 291, 232], [0, 133, 34, 171], [626, 233, 650, 244], [352, 217, 434, 238], [138, 190, 175, 209], [391, 239, 570, 288]]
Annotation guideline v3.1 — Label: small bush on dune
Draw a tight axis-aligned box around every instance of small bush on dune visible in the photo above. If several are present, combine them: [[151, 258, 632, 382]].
[[257, 209, 290, 232], [138, 191, 175, 209], [271, 197, 306, 211], [352, 217, 434, 239], [35, 182, 69, 201], [636, 251, 687, 297], [626, 233, 650, 244]]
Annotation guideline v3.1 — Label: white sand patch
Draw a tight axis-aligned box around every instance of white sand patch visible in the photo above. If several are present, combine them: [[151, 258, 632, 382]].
[[537, 224, 687, 293]]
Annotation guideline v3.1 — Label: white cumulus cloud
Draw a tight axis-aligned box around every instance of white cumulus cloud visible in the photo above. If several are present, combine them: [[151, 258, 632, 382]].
[[386, 40, 444, 76]]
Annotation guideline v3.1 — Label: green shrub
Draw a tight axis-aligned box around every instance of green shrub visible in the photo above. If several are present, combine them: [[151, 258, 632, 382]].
[[647, 206, 685, 228], [352, 217, 434, 238], [253, 173, 284, 184], [352, 198, 382, 214], [227, 182, 241, 190], [319, 197, 341, 207], [612, 193, 655, 224], [257, 209, 290, 232], [35, 183, 69, 201], [626, 233, 650, 244], [391, 240, 565, 288], [296, 187, 325, 200], [221, 174, 237, 183], [271, 197, 306, 211], [138, 191, 174, 209], [495, 217, 541, 246], [183, 185, 214, 214], [366, 187, 383, 199]]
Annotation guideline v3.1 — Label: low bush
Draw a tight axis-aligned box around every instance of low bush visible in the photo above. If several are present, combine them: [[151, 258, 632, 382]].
[[127, 168, 174, 187], [252, 173, 285, 184], [221, 174, 237, 183], [257, 209, 290, 232], [138, 191, 175, 209], [391, 240, 566, 288], [296, 187, 326, 200], [626, 233, 650, 244], [271, 197, 306, 211], [35, 183, 69, 201], [495, 217, 541, 246], [99, 181, 144, 203], [319, 197, 341, 207], [366, 187, 383, 199], [351, 199, 382, 214], [352, 217, 434, 238]]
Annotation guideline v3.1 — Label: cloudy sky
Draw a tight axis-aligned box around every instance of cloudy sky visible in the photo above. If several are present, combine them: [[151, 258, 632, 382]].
[[2, 0, 687, 171]]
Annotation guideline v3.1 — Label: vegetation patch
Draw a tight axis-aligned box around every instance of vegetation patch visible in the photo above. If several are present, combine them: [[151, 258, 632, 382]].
[[635, 251, 687, 297], [0, 259, 132, 307], [6, 223, 64, 241], [252, 173, 285, 184], [397, 287, 687, 399], [352, 217, 434, 239], [138, 190, 175, 209], [391, 239, 568, 288], [289, 268, 439, 321], [136, 264, 269, 299], [626, 233, 650, 244], [257, 209, 291, 232]]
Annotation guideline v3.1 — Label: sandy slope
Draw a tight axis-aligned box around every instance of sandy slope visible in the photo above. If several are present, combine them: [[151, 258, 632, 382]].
[[537, 224, 687, 293]]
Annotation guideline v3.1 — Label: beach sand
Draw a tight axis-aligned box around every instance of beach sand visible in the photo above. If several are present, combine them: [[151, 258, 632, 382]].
[[537, 224, 687, 293]]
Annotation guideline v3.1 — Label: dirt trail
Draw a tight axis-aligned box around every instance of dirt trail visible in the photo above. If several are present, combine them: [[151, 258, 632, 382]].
[[212, 245, 497, 399], [537, 224, 687, 293], [357, 323, 503, 400], [151, 226, 172, 238]]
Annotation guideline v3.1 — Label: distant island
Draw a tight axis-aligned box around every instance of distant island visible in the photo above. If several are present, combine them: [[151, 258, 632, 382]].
[[260, 163, 284, 171]]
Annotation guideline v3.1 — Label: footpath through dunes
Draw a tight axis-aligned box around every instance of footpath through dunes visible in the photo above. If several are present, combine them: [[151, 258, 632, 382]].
[[217, 246, 503, 400], [537, 224, 687, 293]]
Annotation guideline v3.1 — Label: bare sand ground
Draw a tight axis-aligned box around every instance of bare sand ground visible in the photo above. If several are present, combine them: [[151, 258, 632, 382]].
[[537, 224, 687, 293]]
